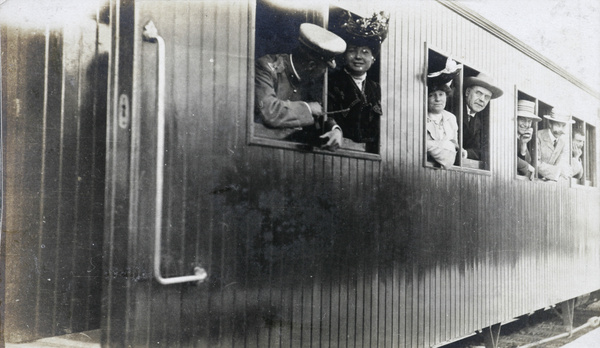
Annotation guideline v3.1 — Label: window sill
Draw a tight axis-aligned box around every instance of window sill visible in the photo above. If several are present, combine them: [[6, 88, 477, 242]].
[[248, 136, 382, 161]]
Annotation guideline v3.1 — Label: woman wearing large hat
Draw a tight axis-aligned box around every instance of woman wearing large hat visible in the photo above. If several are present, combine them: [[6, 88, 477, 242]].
[[425, 57, 464, 168], [327, 11, 389, 153]]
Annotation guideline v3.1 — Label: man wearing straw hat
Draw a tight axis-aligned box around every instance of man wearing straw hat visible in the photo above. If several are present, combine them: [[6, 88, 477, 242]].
[[462, 72, 504, 162], [516, 100, 541, 179], [537, 110, 575, 181]]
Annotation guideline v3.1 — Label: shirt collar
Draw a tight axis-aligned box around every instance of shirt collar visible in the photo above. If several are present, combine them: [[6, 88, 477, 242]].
[[289, 54, 301, 82], [345, 69, 367, 91], [466, 106, 476, 117]]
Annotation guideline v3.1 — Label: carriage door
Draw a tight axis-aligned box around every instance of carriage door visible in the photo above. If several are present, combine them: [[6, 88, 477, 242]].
[[103, 0, 248, 345]]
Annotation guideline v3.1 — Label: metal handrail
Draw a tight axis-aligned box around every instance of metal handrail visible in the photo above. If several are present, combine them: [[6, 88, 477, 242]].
[[143, 20, 207, 285]]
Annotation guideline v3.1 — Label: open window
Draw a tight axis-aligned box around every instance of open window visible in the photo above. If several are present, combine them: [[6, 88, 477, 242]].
[[571, 117, 597, 187], [252, 0, 326, 148], [424, 48, 495, 172], [515, 90, 541, 180], [250, 0, 384, 160], [584, 123, 597, 186]]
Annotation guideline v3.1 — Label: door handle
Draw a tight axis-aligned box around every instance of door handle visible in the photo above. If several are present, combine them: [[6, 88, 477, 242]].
[[143, 20, 207, 285]]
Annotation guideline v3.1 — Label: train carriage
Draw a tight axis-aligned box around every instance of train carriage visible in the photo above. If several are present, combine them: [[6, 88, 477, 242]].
[[1, 0, 599, 347]]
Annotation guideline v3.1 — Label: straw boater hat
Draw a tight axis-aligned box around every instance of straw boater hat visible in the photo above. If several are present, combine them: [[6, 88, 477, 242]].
[[517, 100, 541, 121], [464, 72, 503, 99], [298, 23, 347, 69], [543, 110, 575, 124], [332, 11, 389, 56]]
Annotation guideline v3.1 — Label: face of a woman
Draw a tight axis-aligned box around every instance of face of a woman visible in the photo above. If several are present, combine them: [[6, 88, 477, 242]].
[[344, 45, 374, 76], [428, 90, 447, 113]]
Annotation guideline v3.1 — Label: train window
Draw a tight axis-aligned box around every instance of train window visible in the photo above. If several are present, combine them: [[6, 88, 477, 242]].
[[584, 124, 597, 186], [536, 100, 578, 182], [424, 49, 462, 170], [326, 7, 387, 155], [252, 0, 327, 148], [571, 118, 597, 187], [425, 48, 502, 172], [250, 0, 386, 160], [515, 91, 540, 180]]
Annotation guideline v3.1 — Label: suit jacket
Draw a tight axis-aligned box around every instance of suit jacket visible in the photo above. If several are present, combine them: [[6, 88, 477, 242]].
[[462, 107, 489, 161], [327, 69, 382, 152], [571, 156, 583, 180], [516, 140, 533, 177], [537, 128, 570, 181]]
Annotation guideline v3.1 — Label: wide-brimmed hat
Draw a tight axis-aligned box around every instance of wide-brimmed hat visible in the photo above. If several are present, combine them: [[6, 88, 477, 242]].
[[517, 100, 541, 121], [544, 110, 575, 124], [298, 23, 347, 69], [464, 72, 503, 99], [331, 10, 389, 56], [427, 55, 462, 88]]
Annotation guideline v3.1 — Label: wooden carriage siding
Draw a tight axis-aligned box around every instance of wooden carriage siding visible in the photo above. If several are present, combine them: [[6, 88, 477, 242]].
[[1, 1, 599, 347], [1, 6, 108, 343]]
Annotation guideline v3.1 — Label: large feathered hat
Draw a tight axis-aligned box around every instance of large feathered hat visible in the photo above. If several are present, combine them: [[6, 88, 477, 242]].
[[427, 55, 462, 89], [332, 10, 389, 56]]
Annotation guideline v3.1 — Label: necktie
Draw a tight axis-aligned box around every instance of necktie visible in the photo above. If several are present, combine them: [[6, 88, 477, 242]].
[[553, 139, 558, 148]]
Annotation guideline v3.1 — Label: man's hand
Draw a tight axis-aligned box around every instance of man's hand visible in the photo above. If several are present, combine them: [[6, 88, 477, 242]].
[[527, 164, 535, 180], [307, 102, 324, 116], [518, 128, 533, 145], [572, 146, 582, 159], [320, 128, 342, 151]]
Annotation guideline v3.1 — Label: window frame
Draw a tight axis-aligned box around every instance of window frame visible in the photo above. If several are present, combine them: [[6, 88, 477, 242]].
[[570, 117, 597, 188], [423, 44, 492, 175], [512, 89, 563, 183], [247, 0, 382, 161], [514, 88, 542, 182]]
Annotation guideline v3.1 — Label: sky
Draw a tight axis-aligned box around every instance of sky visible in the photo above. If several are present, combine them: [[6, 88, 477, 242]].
[[455, 0, 600, 91], [1, 0, 599, 91]]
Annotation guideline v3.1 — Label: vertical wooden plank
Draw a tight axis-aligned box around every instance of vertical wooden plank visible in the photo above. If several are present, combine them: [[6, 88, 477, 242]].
[[53, 22, 81, 335], [69, 12, 104, 332], [36, 28, 64, 338]]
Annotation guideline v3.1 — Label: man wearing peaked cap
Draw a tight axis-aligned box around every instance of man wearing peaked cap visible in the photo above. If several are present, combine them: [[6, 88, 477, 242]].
[[516, 100, 541, 178], [462, 72, 503, 163], [537, 110, 575, 181], [255, 23, 346, 150]]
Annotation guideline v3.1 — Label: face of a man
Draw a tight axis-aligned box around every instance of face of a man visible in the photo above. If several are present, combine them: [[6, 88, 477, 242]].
[[428, 90, 447, 114], [344, 45, 374, 76], [517, 117, 533, 141], [304, 59, 329, 81], [465, 86, 492, 113], [548, 120, 567, 138], [573, 133, 585, 150]]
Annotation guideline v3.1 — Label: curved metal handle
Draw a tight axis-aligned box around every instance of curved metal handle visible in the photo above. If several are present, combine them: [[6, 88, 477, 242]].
[[143, 21, 207, 285]]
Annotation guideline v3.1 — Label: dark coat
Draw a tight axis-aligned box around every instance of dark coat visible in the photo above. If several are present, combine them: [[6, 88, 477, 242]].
[[462, 106, 489, 161], [517, 139, 533, 177], [327, 69, 382, 152]]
